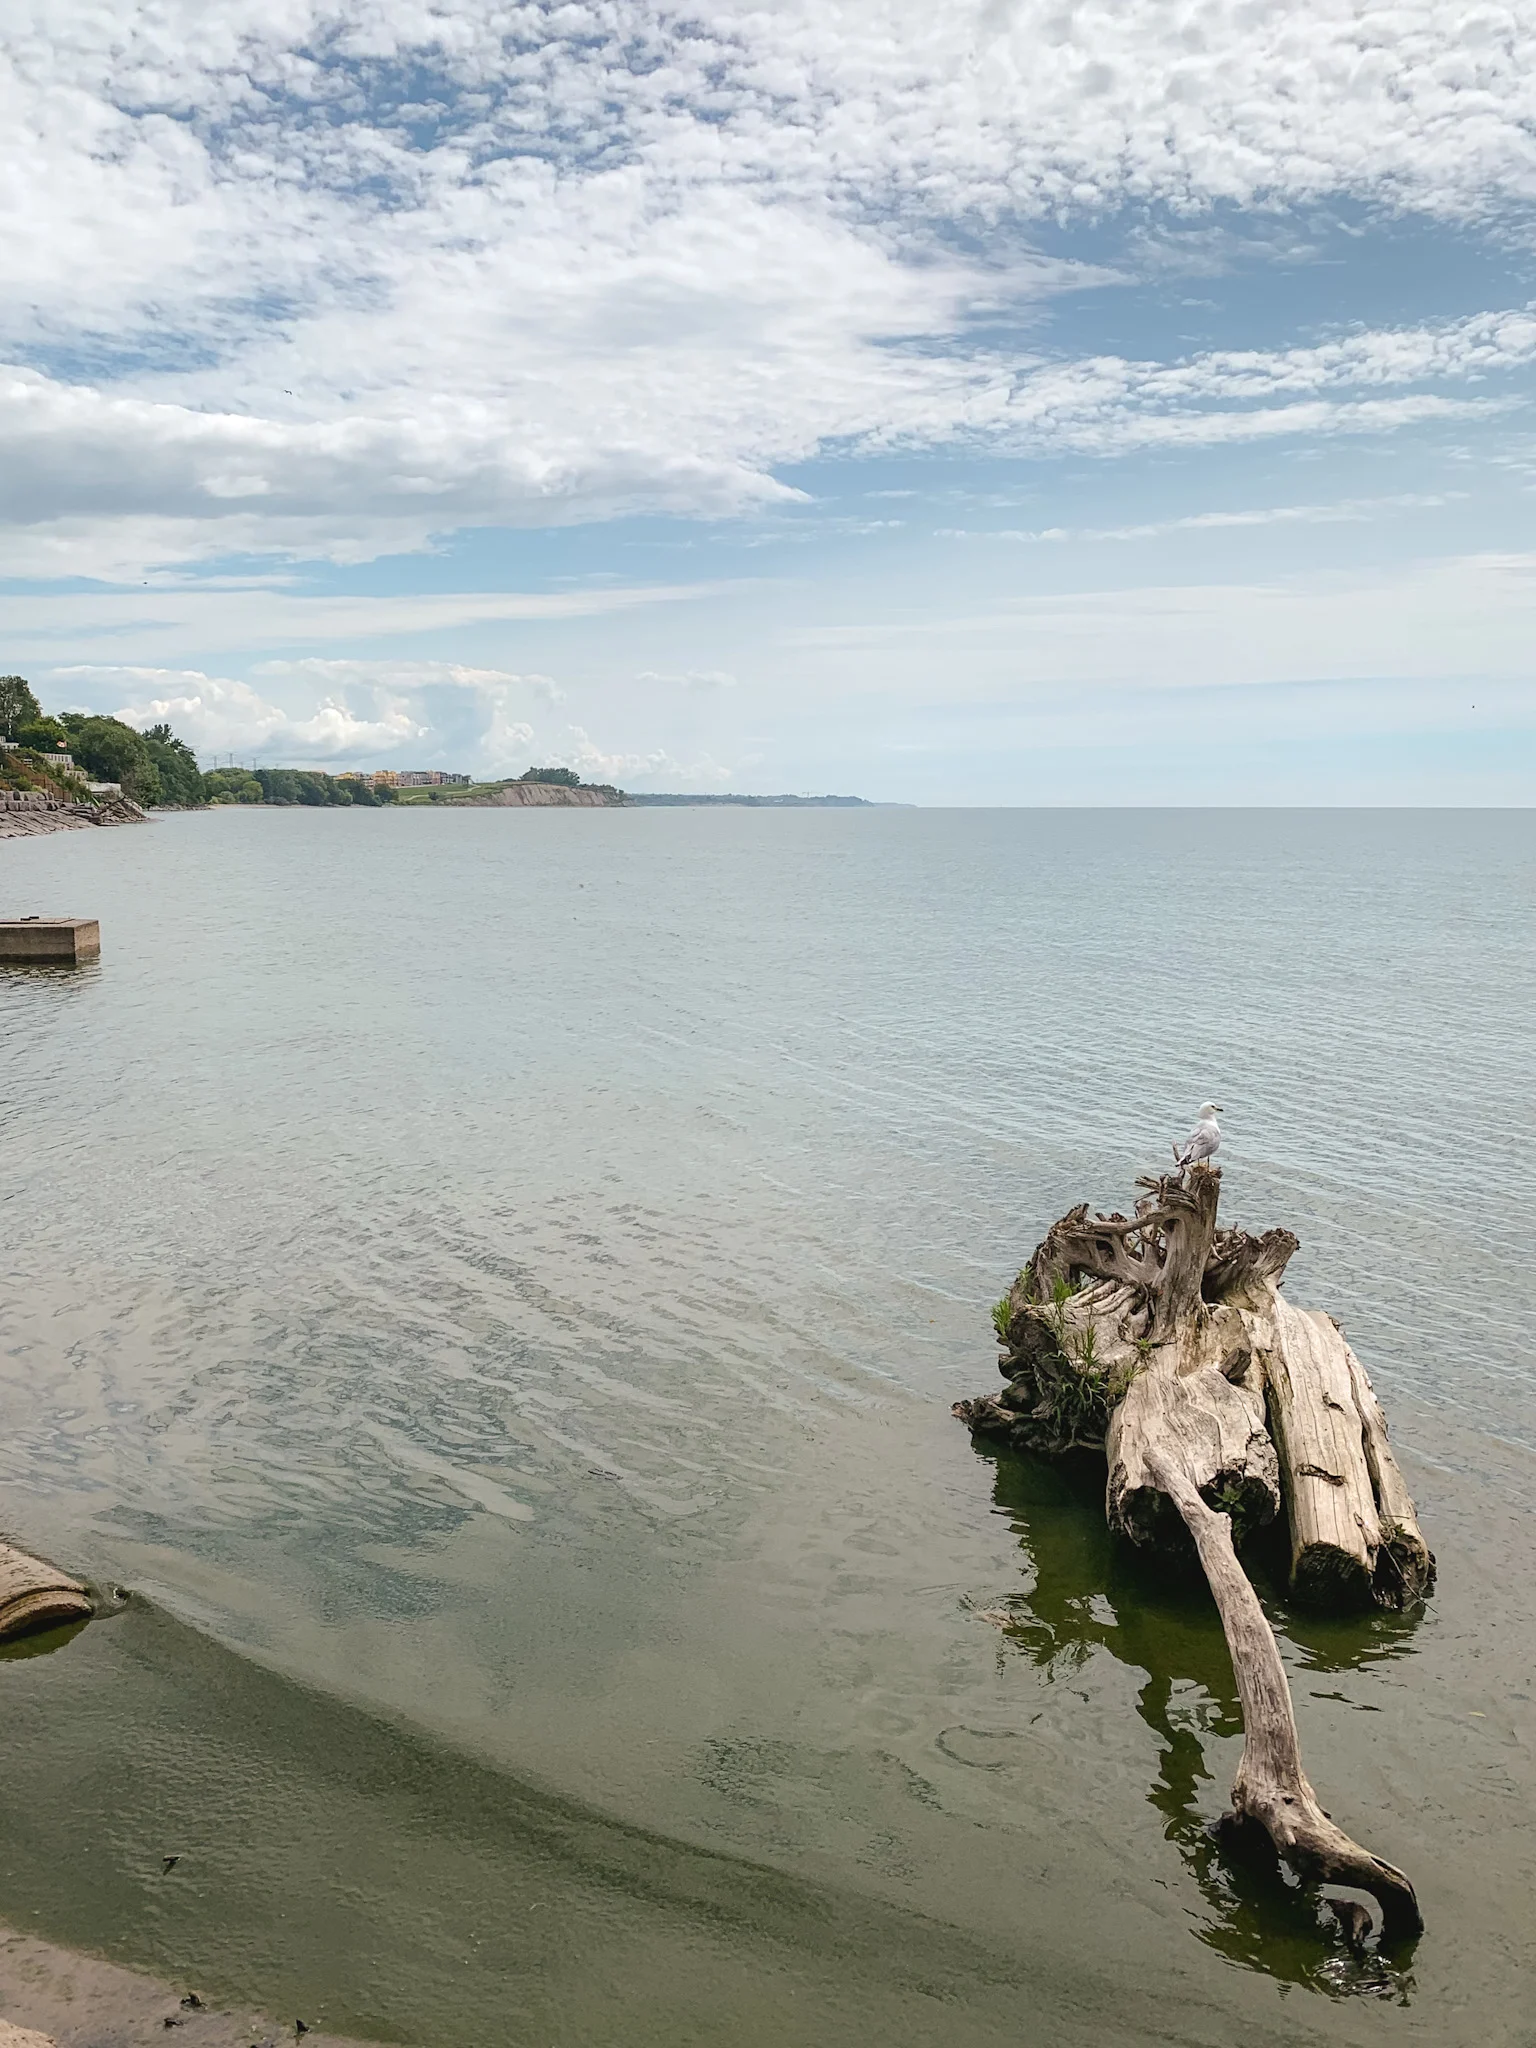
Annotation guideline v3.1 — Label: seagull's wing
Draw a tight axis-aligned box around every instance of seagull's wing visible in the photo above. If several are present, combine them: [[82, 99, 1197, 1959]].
[[1177, 1120, 1220, 1166]]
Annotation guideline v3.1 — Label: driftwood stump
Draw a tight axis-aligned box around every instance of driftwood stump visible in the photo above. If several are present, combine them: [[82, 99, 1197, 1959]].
[[956, 1164, 1433, 1940]]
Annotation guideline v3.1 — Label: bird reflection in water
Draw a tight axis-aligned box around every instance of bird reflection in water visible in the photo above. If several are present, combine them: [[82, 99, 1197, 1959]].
[[969, 1442, 1425, 2001]]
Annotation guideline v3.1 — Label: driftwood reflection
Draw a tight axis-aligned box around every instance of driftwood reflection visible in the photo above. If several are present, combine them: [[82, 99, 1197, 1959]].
[[974, 1442, 1426, 1999]]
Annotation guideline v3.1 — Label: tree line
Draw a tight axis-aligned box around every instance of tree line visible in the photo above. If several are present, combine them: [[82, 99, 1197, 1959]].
[[2, 675, 205, 806], [0, 675, 399, 808], [0, 674, 612, 807], [201, 767, 401, 805]]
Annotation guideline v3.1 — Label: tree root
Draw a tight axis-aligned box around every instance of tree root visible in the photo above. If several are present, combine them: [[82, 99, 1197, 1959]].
[[1145, 1447, 1422, 1941]]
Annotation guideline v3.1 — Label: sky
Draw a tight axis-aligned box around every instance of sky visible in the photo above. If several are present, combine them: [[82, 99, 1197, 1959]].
[[4, 0, 1536, 802]]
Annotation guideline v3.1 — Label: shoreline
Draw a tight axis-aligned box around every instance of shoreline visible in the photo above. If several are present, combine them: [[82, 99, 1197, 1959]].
[[0, 813, 117, 842], [0, 1924, 378, 2048], [0, 805, 149, 844]]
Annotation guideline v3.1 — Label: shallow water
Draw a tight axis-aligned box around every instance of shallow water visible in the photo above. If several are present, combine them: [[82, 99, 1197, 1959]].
[[1, 807, 1533, 2045]]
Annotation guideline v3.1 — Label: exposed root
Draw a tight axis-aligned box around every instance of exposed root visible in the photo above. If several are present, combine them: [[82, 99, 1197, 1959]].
[[1145, 1447, 1422, 1941]]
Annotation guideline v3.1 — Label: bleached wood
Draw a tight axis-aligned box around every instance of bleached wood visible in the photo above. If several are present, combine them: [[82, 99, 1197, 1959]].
[[1237, 1289, 1434, 1609], [1107, 1304, 1279, 1546], [0, 1543, 92, 1641], [1144, 1445, 1422, 1940], [1263, 1297, 1380, 1604], [1342, 1332, 1435, 1606], [958, 1159, 1434, 1937]]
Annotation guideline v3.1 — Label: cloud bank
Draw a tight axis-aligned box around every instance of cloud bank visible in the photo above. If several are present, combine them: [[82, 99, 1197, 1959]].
[[5, 0, 1536, 574], [52, 660, 734, 784]]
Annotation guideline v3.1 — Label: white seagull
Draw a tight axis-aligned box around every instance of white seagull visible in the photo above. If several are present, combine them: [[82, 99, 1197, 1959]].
[[1174, 1102, 1223, 1171]]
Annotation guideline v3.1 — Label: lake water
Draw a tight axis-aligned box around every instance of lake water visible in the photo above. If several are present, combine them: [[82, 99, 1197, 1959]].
[[2, 807, 1534, 2047]]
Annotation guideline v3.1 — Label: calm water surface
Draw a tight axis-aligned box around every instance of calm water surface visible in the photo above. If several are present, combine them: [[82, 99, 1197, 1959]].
[[1, 808, 1533, 2046]]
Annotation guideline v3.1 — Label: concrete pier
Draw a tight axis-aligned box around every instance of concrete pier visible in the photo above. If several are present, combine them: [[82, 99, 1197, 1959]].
[[0, 918, 101, 963]]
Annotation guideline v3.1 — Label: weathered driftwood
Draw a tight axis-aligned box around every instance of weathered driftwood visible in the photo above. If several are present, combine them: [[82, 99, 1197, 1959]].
[[1144, 1447, 1421, 1941], [1261, 1297, 1433, 1607], [957, 1163, 1432, 1939], [0, 1542, 92, 1642]]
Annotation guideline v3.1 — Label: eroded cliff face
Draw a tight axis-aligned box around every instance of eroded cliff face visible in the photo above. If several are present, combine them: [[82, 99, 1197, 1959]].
[[467, 783, 623, 807]]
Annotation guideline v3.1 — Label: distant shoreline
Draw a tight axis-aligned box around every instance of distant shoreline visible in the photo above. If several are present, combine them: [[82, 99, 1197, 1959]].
[[218, 789, 887, 810], [621, 792, 881, 807], [0, 792, 895, 839]]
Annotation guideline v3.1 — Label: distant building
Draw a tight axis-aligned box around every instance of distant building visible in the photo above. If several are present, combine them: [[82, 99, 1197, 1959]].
[[371, 769, 400, 787], [396, 770, 471, 787]]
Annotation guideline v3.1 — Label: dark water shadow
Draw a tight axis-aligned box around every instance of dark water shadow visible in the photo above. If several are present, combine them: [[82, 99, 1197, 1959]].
[[0, 1616, 91, 1662], [0, 959, 103, 980], [0, 1591, 1190, 2048], [974, 1442, 1426, 2002]]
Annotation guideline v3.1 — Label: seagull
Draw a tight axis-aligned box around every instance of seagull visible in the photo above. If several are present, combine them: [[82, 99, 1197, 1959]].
[[1174, 1102, 1223, 1170]]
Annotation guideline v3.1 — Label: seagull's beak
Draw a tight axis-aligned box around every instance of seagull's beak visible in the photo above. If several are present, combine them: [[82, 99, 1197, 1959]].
[[1213, 1105, 1224, 1114]]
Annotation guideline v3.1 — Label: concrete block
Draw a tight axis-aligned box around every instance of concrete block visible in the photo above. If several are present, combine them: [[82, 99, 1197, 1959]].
[[0, 918, 101, 963]]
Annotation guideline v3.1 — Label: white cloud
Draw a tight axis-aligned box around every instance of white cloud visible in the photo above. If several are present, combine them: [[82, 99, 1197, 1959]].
[[541, 726, 735, 787], [0, 313, 1522, 576], [3, 3, 1536, 574], [780, 550, 1536, 690], [52, 663, 427, 759], [46, 659, 662, 777], [250, 657, 556, 698], [0, 579, 717, 666], [940, 492, 1460, 543], [635, 668, 737, 689]]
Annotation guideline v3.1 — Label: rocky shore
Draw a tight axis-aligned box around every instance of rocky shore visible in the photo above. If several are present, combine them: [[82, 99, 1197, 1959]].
[[0, 799, 148, 841]]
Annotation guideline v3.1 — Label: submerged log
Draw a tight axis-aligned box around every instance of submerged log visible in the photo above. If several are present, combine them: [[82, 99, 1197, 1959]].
[[958, 1162, 1433, 1939], [0, 1542, 92, 1642]]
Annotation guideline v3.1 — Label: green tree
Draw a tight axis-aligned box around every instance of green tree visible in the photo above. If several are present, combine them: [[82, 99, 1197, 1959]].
[[13, 717, 72, 755], [0, 676, 40, 739], [0, 676, 41, 738], [70, 716, 162, 805], [203, 768, 263, 804], [141, 722, 204, 806], [519, 765, 582, 786]]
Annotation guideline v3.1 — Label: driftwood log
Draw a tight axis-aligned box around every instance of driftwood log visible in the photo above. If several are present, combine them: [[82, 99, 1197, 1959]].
[[956, 1164, 1432, 1940], [0, 1542, 92, 1643]]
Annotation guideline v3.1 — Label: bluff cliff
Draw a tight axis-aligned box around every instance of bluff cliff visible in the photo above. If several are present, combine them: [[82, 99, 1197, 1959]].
[[463, 782, 623, 807]]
